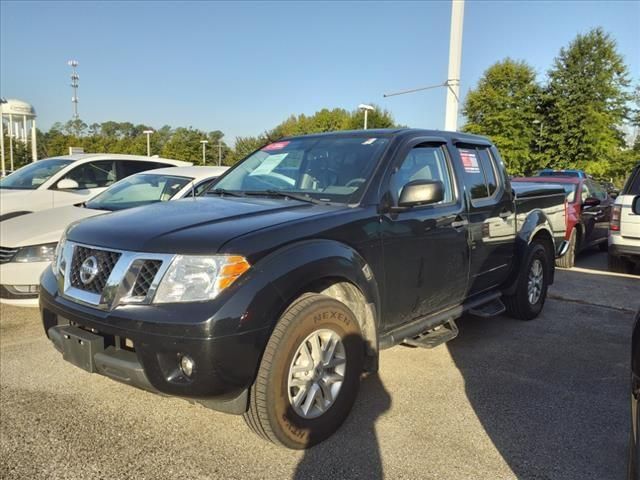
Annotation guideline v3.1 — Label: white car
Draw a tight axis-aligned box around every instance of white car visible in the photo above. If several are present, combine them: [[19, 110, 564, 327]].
[[0, 153, 192, 221], [0, 165, 228, 306], [609, 162, 640, 273]]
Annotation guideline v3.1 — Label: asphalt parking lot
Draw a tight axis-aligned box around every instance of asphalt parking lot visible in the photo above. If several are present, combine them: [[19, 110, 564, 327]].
[[1, 251, 638, 480]]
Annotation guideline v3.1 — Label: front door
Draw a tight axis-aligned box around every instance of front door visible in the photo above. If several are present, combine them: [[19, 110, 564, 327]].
[[381, 140, 469, 331]]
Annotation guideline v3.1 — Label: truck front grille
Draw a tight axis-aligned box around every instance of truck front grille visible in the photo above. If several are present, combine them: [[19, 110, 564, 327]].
[[131, 260, 162, 298], [70, 246, 121, 294], [0, 246, 19, 264]]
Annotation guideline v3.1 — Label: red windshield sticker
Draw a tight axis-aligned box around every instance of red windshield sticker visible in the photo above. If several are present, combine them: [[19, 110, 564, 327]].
[[460, 150, 480, 173], [262, 141, 290, 151]]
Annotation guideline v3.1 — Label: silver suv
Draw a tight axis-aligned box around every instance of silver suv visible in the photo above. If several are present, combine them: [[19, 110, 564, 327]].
[[609, 163, 640, 273]]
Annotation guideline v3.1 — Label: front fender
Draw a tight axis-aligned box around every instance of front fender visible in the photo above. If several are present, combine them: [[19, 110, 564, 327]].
[[255, 239, 381, 326]]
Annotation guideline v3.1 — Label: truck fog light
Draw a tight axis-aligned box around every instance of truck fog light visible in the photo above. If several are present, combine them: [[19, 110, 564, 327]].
[[179, 355, 195, 377]]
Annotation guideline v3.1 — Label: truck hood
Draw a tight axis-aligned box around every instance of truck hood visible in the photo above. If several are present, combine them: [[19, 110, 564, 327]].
[[0, 205, 107, 248], [66, 196, 348, 254]]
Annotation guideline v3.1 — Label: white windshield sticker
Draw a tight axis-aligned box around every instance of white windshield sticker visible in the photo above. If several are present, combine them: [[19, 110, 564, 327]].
[[362, 138, 377, 145], [250, 153, 288, 176]]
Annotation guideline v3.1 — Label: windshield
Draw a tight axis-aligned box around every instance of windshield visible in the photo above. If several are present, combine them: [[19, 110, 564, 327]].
[[0, 159, 73, 190], [211, 136, 390, 203], [85, 173, 191, 211]]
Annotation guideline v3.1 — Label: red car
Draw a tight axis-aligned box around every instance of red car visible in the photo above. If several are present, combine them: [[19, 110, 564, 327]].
[[512, 176, 613, 267]]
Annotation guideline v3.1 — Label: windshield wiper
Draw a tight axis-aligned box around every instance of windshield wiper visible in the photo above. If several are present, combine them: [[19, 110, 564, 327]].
[[244, 190, 322, 204], [207, 188, 246, 198]]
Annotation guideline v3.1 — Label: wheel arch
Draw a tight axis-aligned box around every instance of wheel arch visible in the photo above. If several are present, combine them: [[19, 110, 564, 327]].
[[253, 239, 382, 372]]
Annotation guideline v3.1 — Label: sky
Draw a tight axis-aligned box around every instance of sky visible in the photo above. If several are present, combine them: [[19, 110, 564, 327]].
[[1, 0, 639, 143]]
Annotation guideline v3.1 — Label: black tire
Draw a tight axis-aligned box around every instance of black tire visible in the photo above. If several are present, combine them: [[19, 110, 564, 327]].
[[243, 293, 364, 449], [555, 229, 576, 269], [504, 241, 550, 321], [608, 254, 634, 274], [598, 240, 609, 252]]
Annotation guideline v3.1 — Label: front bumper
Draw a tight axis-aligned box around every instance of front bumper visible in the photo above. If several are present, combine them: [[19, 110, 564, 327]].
[[39, 267, 278, 414]]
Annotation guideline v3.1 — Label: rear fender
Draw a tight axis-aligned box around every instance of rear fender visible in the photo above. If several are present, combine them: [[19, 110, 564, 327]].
[[503, 210, 556, 295]]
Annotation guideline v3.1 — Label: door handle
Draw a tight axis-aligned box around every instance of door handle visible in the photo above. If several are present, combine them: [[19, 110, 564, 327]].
[[451, 219, 469, 229]]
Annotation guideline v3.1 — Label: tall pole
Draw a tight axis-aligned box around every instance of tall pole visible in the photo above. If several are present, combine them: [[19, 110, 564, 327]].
[[143, 130, 154, 156], [218, 141, 222, 166], [445, 0, 464, 131], [200, 140, 208, 165], [31, 118, 37, 161], [0, 99, 5, 176], [68, 60, 79, 120], [364, 110, 369, 130], [8, 114, 14, 172]]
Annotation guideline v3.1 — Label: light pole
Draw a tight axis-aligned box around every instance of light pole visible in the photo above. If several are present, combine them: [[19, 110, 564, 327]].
[[532, 120, 543, 152], [143, 129, 154, 156], [0, 98, 6, 177], [217, 140, 222, 166], [200, 140, 208, 165], [358, 104, 375, 130]]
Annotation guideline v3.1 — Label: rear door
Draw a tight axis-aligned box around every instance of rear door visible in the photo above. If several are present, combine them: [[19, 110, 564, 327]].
[[380, 138, 469, 330], [456, 143, 515, 295]]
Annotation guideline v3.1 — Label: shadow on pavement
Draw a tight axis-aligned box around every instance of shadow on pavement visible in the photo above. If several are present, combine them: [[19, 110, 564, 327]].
[[293, 373, 391, 480], [447, 297, 632, 480]]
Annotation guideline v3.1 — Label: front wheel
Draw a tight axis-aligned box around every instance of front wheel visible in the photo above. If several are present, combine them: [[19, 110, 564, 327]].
[[504, 241, 550, 321], [243, 293, 364, 449]]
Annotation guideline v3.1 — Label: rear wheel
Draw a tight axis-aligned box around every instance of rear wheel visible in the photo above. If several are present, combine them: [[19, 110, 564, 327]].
[[608, 254, 634, 274], [555, 229, 576, 269], [504, 241, 550, 321], [243, 293, 364, 449]]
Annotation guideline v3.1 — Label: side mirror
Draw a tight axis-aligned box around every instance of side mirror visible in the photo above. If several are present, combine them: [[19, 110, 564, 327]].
[[397, 180, 444, 209], [609, 190, 619, 199], [633, 195, 640, 215], [583, 197, 600, 207], [56, 178, 80, 190]]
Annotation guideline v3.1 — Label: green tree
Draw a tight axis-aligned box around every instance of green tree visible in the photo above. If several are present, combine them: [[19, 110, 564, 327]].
[[462, 58, 542, 175], [542, 28, 632, 170]]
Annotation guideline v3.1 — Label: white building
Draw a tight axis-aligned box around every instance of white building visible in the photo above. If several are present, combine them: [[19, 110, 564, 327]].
[[1, 98, 38, 175]]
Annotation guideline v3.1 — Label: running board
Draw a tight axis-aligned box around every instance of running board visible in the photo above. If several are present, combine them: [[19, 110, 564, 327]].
[[468, 298, 506, 318], [402, 319, 459, 349]]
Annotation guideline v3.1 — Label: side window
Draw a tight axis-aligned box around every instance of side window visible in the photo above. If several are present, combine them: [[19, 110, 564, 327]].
[[589, 181, 607, 200], [581, 183, 591, 202], [63, 161, 116, 189], [459, 147, 499, 200], [118, 161, 166, 179], [194, 178, 217, 196], [623, 167, 640, 195], [391, 144, 454, 205]]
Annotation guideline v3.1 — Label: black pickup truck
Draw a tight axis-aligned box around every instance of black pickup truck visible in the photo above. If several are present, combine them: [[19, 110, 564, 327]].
[[40, 129, 568, 449]]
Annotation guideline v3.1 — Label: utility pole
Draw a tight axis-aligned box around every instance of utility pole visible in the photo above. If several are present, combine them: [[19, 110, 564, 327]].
[[217, 140, 222, 166], [143, 130, 154, 156], [445, 0, 464, 131], [383, 0, 465, 132], [200, 140, 208, 165], [68, 60, 80, 120]]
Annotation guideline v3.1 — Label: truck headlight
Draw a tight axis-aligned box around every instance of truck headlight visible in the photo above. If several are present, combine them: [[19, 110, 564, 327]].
[[153, 255, 250, 303], [52, 231, 67, 279], [12, 242, 58, 263]]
